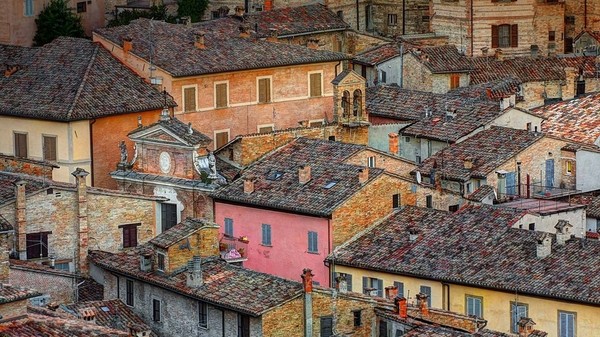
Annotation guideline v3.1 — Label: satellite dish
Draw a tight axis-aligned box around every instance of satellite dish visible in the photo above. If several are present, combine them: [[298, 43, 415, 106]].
[[416, 171, 422, 184]]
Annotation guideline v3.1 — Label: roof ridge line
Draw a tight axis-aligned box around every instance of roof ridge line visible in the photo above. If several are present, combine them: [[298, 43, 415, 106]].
[[66, 43, 99, 120]]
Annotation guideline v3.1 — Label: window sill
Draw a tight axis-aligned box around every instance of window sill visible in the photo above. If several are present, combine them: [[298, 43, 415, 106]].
[[307, 251, 320, 255], [260, 244, 272, 247], [214, 106, 229, 110]]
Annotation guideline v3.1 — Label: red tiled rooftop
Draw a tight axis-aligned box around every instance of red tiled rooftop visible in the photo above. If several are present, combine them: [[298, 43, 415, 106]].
[[499, 198, 586, 215]]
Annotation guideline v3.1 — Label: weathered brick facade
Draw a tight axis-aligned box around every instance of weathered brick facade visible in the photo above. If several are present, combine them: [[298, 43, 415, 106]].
[[402, 53, 469, 94], [0, 155, 56, 180], [10, 265, 77, 303]]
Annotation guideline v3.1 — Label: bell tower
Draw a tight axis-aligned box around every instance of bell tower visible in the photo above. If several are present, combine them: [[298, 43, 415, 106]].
[[331, 69, 369, 126]]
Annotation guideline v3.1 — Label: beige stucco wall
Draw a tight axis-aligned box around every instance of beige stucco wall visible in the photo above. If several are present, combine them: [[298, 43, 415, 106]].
[[0, 116, 91, 183]]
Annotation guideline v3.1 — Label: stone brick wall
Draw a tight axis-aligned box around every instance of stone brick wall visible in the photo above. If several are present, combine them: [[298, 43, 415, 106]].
[[262, 290, 376, 337], [344, 149, 416, 178], [165, 226, 219, 273], [0, 155, 55, 180], [0, 298, 28, 319], [402, 53, 433, 92], [533, 2, 566, 56], [10, 266, 76, 303]]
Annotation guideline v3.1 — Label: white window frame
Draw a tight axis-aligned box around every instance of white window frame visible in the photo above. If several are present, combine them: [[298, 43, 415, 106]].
[[256, 76, 273, 103], [181, 84, 198, 113], [465, 295, 483, 318], [558, 311, 576, 337], [257, 124, 274, 133], [214, 81, 229, 108], [213, 129, 230, 150], [367, 156, 376, 168], [308, 119, 325, 127], [308, 71, 323, 98]]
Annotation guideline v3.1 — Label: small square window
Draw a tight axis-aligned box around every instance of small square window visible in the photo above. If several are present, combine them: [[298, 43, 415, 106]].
[[529, 223, 535, 230], [157, 253, 165, 271], [308, 231, 318, 253], [387, 14, 397, 26], [77, 1, 86, 13], [549, 30, 556, 42], [392, 194, 400, 209], [367, 156, 376, 168], [426, 195, 433, 208]]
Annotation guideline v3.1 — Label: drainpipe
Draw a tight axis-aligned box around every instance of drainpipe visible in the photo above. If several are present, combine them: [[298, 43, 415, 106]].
[[517, 161, 522, 197], [356, 0, 360, 31], [402, 0, 406, 35], [585, 0, 588, 29], [470, 0, 474, 57], [399, 43, 404, 88], [89, 119, 96, 186]]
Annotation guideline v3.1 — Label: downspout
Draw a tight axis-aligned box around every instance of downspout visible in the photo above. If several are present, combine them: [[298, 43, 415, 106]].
[[89, 119, 96, 186], [399, 43, 404, 88], [402, 0, 406, 35], [585, 0, 588, 29], [356, 0, 360, 31], [470, 0, 474, 57]]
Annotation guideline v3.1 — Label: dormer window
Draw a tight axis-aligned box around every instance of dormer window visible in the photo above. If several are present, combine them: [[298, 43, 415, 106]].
[[157, 253, 166, 272]]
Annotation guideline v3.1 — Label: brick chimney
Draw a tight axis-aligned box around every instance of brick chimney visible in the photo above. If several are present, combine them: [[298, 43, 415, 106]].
[[79, 307, 96, 324], [0, 226, 12, 285], [463, 156, 473, 170], [307, 38, 320, 50], [358, 168, 369, 184], [194, 32, 206, 49], [234, 5, 244, 17], [301, 268, 314, 293], [518, 317, 536, 337], [388, 133, 399, 155], [122, 37, 133, 54], [72, 168, 89, 275], [536, 232, 551, 258], [298, 165, 311, 184], [13, 180, 27, 260], [395, 296, 408, 319], [554, 220, 572, 246], [562, 67, 577, 101], [243, 177, 255, 194], [266, 28, 278, 43], [129, 324, 152, 337], [139, 251, 153, 272], [494, 48, 504, 61], [239, 25, 251, 38], [264, 0, 273, 11], [385, 285, 398, 299], [186, 256, 203, 287], [416, 293, 430, 316]]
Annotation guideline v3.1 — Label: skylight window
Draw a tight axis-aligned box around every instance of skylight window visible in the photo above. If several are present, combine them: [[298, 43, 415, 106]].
[[266, 171, 284, 181], [324, 181, 338, 189], [100, 306, 110, 312]]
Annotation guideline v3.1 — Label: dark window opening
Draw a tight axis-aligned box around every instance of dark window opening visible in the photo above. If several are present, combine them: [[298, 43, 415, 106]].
[[161, 203, 178, 232], [152, 299, 161, 321], [26, 232, 49, 259], [126, 279, 134, 306]]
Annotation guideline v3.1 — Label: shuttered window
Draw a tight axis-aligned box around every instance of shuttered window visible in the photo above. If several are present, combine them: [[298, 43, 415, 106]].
[[309, 73, 322, 97], [334, 272, 353, 292], [24, 0, 34, 16], [43, 136, 57, 161], [320, 316, 333, 337], [258, 125, 274, 134], [157, 253, 165, 271], [420, 285, 432, 307], [559, 311, 576, 337], [492, 24, 518, 48], [258, 78, 271, 103], [224, 218, 234, 237], [14, 133, 27, 158], [183, 87, 196, 112], [363, 277, 383, 297], [511, 302, 528, 333], [126, 279, 134, 306], [261, 224, 272, 245], [215, 131, 229, 149], [307, 231, 318, 253], [215, 83, 228, 108], [450, 74, 460, 89], [152, 299, 161, 321], [121, 224, 139, 248], [198, 301, 208, 328], [161, 203, 178, 232], [466, 296, 483, 318]]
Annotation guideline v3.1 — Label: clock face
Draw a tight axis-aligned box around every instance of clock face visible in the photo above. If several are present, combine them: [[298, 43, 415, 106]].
[[159, 152, 171, 173]]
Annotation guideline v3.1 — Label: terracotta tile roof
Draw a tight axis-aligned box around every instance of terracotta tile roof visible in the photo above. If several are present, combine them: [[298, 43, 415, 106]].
[[211, 137, 382, 216], [353, 43, 402, 66], [89, 249, 303, 316], [408, 45, 474, 74], [0, 286, 41, 304], [416, 127, 543, 182], [574, 29, 600, 43], [150, 218, 215, 248], [448, 77, 522, 100], [210, 4, 350, 38], [499, 199, 586, 216], [470, 55, 598, 84], [0, 37, 175, 122], [586, 196, 600, 218], [110, 170, 217, 190], [0, 313, 130, 336], [215, 156, 242, 182], [76, 278, 104, 303], [534, 92, 600, 147], [129, 115, 212, 146], [465, 184, 495, 202], [0, 215, 13, 232], [95, 18, 349, 78], [332, 204, 600, 305], [60, 299, 156, 336]]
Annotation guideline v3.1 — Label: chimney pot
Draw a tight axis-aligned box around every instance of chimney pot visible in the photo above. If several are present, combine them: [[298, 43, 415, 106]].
[[335, 274, 348, 293], [388, 133, 399, 155], [395, 296, 408, 319], [301, 268, 314, 293], [263, 0, 273, 11], [554, 220, 572, 246], [416, 293, 429, 316], [385, 285, 398, 299], [495, 48, 504, 61], [463, 157, 473, 170], [239, 25, 251, 38], [536, 232, 552, 258], [358, 168, 369, 184], [234, 5, 244, 17], [186, 256, 203, 287], [518, 317, 536, 337], [243, 177, 255, 194], [307, 38, 320, 50], [194, 32, 206, 49], [122, 37, 133, 54], [298, 165, 311, 184]]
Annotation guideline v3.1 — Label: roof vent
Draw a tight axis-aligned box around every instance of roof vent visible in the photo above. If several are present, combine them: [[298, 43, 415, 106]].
[[140, 252, 152, 272], [536, 232, 551, 258]]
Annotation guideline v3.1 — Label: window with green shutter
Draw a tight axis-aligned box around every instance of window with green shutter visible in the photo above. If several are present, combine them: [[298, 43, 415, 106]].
[[394, 281, 404, 297], [420, 285, 432, 307]]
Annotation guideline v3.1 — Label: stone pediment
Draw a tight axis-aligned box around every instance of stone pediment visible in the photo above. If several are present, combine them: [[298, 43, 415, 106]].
[[143, 129, 183, 144], [331, 69, 366, 86]]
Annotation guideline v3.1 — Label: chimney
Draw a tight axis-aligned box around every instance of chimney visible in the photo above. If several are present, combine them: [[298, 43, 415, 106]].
[[463, 156, 473, 170], [122, 37, 133, 54], [79, 308, 96, 324], [264, 0, 273, 11], [408, 227, 419, 243], [298, 165, 311, 184], [239, 25, 251, 38], [301, 268, 314, 293], [358, 168, 369, 184], [495, 48, 504, 61], [266, 28, 278, 43], [335, 274, 348, 293], [139, 252, 152, 272], [0, 226, 11, 285], [129, 324, 153, 337], [186, 256, 203, 287], [72, 168, 90, 275], [234, 5, 244, 17], [518, 317, 536, 337], [530, 44, 539, 58], [395, 296, 408, 319], [243, 177, 255, 194], [388, 133, 399, 155], [194, 32, 206, 49], [536, 232, 552, 258], [307, 38, 320, 50], [416, 293, 429, 316], [562, 67, 577, 101], [554, 220, 572, 246], [385, 285, 398, 299], [480, 46, 489, 57], [13, 180, 27, 260]]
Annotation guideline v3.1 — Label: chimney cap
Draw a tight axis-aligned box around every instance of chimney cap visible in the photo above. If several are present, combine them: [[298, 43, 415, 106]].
[[71, 167, 90, 178]]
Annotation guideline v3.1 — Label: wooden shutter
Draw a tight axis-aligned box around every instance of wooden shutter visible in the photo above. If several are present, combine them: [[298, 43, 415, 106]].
[[43, 136, 57, 161], [511, 24, 519, 47], [153, 299, 161, 321], [14, 133, 27, 158], [346, 273, 353, 291], [258, 78, 271, 103], [320, 317, 333, 337], [394, 281, 404, 297], [377, 279, 383, 297], [309, 73, 321, 97], [362, 277, 368, 294], [184, 87, 196, 112], [450, 74, 460, 89], [123, 227, 131, 248], [216, 83, 228, 108], [491, 25, 499, 49]]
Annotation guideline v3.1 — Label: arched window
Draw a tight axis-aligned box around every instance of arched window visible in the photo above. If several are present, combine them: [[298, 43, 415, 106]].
[[353, 89, 362, 118], [342, 91, 350, 118]]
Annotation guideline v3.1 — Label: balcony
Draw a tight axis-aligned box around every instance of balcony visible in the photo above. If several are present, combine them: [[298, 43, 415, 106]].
[[219, 236, 248, 264]]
